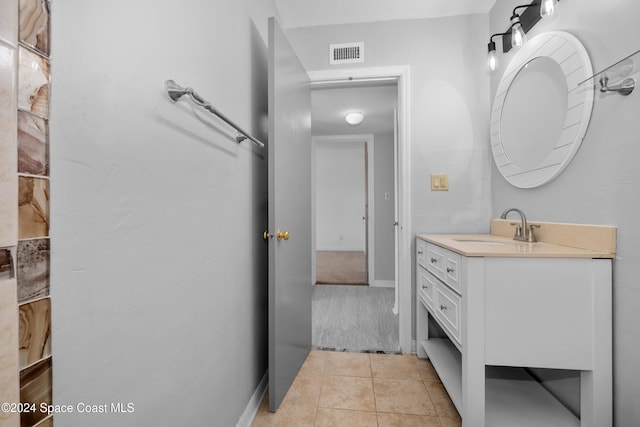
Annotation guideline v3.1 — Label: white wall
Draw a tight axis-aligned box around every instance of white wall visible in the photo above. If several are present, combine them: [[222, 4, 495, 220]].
[[315, 141, 366, 251], [489, 1, 640, 425], [287, 14, 492, 335], [50, 1, 277, 425]]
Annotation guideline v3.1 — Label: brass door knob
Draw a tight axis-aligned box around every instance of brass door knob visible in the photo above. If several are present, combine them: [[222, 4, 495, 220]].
[[263, 231, 272, 240], [276, 230, 290, 241]]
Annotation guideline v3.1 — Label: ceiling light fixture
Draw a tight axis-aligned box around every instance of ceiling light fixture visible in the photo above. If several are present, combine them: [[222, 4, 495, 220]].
[[345, 112, 364, 126]]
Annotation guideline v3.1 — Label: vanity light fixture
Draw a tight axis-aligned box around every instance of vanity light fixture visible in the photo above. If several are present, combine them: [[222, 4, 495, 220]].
[[510, 10, 528, 48], [540, 0, 558, 18], [345, 111, 364, 126], [489, 0, 560, 65], [487, 32, 510, 72]]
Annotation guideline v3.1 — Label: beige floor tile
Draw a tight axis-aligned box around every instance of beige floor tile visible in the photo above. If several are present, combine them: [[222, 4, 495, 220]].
[[424, 380, 459, 419], [319, 375, 376, 412], [373, 378, 436, 416], [377, 412, 442, 427], [282, 373, 323, 405], [298, 350, 328, 376], [371, 353, 421, 380], [251, 394, 275, 427], [269, 398, 317, 427], [415, 357, 440, 382], [325, 351, 371, 377], [438, 415, 462, 427], [315, 408, 377, 426]]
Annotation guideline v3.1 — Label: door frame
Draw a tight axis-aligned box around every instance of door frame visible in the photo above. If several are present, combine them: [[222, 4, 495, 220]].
[[312, 134, 375, 286], [308, 66, 412, 352]]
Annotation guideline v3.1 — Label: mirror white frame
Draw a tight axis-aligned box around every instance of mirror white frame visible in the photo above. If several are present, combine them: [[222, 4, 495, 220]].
[[490, 31, 594, 188]]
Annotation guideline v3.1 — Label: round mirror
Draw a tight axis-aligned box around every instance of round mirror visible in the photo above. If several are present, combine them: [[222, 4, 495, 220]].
[[491, 31, 594, 188]]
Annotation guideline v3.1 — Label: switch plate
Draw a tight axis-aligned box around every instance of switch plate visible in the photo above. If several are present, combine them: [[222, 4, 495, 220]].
[[431, 174, 449, 191]]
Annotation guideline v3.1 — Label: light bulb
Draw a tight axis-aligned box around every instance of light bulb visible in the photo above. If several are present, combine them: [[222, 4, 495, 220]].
[[487, 42, 498, 72], [510, 15, 527, 48], [540, 0, 557, 18]]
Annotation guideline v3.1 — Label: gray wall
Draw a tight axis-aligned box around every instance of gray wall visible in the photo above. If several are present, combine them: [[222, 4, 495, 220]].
[[287, 14, 493, 334], [489, 1, 640, 425], [50, 1, 276, 425]]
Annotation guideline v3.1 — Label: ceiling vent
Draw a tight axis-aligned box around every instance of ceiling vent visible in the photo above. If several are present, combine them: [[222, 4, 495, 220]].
[[329, 42, 364, 65]]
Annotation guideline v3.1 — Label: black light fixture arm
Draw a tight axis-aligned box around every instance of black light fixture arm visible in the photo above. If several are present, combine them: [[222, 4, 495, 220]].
[[488, 31, 511, 52], [512, 3, 537, 17]]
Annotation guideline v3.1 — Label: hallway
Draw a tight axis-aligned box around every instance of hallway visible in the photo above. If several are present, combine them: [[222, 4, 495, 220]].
[[252, 350, 461, 426]]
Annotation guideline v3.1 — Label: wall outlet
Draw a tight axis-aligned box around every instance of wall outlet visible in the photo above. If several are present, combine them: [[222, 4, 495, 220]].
[[431, 174, 449, 191]]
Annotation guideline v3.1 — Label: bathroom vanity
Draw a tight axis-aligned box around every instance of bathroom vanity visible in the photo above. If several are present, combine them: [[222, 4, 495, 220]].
[[416, 220, 616, 427]]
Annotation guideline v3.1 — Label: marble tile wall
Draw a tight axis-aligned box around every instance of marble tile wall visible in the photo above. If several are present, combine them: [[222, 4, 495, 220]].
[[16, 239, 49, 302], [18, 0, 49, 56], [0, 279, 20, 427], [1, 1, 53, 426], [0, 249, 13, 280], [0, 42, 18, 248], [18, 176, 49, 239], [18, 110, 49, 176], [0, 1, 20, 425], [18, 46, 49, 117], [19, 357, 51, 427], [19, 297, 51, 368]]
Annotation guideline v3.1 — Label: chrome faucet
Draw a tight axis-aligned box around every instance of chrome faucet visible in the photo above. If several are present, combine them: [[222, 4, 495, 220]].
[[500, 208, 537, 242]]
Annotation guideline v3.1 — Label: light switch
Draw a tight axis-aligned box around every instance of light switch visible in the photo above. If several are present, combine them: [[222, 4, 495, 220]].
[[431, 174, 449, 191]]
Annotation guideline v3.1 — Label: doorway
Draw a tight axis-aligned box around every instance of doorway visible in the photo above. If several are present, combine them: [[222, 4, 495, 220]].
[[314, 136, 371, 286], [309, 66, 411, 352], [309, 70, 409, 352]]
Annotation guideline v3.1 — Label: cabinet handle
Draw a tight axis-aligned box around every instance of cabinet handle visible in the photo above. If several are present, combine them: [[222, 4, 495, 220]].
[[447, 267, 454, 273], [430, 257, 437, 263], [440, 304, 448, 311], [417, 250, 424, 255], [422, 285, 428, 289]]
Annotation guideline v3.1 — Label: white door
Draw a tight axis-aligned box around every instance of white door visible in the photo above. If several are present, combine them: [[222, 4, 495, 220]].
[[267, 17, 312, 412]]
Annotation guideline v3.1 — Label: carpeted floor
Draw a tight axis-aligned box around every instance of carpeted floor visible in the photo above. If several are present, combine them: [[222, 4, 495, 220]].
[[316, 250, 368, 285], [312, 285, 399, 352]]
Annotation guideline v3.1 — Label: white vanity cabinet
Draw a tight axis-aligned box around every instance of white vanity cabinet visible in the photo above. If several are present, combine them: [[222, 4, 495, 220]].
[[416, 234, 613, 427]]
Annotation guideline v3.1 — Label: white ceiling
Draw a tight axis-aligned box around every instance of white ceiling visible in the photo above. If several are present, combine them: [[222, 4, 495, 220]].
[[274, 0, 497, 29], [311, 82, 397, 136]]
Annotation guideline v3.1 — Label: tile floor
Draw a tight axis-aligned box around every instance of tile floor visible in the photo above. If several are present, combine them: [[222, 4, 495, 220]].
[[252, 350, 462, 426]]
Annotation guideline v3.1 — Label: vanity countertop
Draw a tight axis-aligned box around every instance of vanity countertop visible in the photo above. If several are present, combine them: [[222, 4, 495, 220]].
[[417, 233, 615, 258]]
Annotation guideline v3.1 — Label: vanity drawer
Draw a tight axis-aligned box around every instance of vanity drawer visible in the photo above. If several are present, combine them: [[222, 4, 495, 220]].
[[417, 266, 436, 311], [425, 243, 445, 279], [444, 252, 462, 294], [434, 280, 462, 347], [426, 243, 462, 294]]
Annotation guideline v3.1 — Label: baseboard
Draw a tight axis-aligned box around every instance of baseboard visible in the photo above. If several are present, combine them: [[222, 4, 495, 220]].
[[236, 371, 268, 427], [372, 280, 395, 288]]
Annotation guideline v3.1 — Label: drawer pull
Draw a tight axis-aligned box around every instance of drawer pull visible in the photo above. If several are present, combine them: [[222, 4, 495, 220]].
[[440, 304, 448, 311], [422, 285, 428, 289], [418, 250, 424, 255], [430, 257, 437, 263], [447, 267, 454, 273]]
